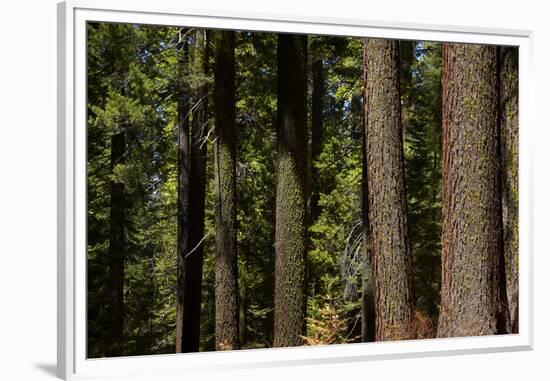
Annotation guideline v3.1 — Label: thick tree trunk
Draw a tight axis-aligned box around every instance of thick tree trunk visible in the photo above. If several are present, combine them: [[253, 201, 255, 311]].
[[499, 47, 519, 333], [437, 43, 508, 338], [177, 29, 209, 353], [214, 30, 240, 351], [310, 57, 323, 223], [175, 31, 192, 353], [273, 34, 308, 348], [106, 131, 126, 356], [363, 38, 415, 341]]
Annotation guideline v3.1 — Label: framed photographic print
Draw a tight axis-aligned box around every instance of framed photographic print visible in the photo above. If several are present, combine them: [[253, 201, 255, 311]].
[[57, 0, 533, 379]]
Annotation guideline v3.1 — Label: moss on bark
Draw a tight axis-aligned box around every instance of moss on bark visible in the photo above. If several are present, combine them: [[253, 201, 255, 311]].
[[214, 30, 240, 351], [363, 39, 415, 341], [499, 47, 519, 333], [437, 43, 508, 337], [273, 34, 308, 347]]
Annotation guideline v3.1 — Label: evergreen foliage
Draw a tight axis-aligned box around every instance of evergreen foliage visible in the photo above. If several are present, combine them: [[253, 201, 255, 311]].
[[86, 23, 517, 356]]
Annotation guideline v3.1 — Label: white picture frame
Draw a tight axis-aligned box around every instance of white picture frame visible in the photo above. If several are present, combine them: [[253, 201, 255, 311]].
[[57, 1, 534, 379]]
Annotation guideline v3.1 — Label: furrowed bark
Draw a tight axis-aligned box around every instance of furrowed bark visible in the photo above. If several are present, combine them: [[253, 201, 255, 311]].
[[437, 43, 508, 338], [273, 34, 308, 348], [363, 38, 416, 341], [214, 30, 240, 351], [499, 46, 519, 333]]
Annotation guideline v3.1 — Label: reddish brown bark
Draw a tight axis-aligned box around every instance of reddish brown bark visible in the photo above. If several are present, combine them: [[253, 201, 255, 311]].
[[437, 43, 508, 338], [363, 38, 415, 341]]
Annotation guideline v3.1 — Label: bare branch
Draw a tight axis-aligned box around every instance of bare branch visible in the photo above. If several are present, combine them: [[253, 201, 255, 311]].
[[185, 231, 211, 258]]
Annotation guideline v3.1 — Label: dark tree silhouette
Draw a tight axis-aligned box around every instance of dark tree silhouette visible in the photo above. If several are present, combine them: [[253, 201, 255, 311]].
[[214, 30, 240, 351]]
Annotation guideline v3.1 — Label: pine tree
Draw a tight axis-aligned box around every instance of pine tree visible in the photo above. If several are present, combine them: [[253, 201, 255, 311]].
[[233, 31, 279, 349], [402, 42, 443, 322], [176, 29, 210, 353], [363, 38, 416, 341], [85, 24, 519, 355], [437, 43, 508, 337], [273, 34, 308, 347], [399, 40, 415, 133], [214, 30, 240, 351]]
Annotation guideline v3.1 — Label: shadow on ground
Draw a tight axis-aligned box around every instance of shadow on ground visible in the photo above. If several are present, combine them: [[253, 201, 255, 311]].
[[34, 363, 57, 377]]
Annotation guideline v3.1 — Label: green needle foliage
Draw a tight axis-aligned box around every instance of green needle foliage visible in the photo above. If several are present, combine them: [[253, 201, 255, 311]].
[[86, 23, 493, 356]]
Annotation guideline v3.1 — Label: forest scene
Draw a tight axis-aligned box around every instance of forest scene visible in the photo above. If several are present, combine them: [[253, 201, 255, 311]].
[[86, 22, 519, 358]]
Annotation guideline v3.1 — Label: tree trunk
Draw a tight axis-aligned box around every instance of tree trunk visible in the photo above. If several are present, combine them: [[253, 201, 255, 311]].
[[437, 43, 508, 338], [273, 34, 308, 348], [399, 40, 415, 133], [177, 29, 209, 353], [214, 30, 240, 351], [175, 30, 191, 353], [363, 38, 415, 341], [499, 46, 519, 333], [310, 57, 323, 223], [106, 130, 126, 356]]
